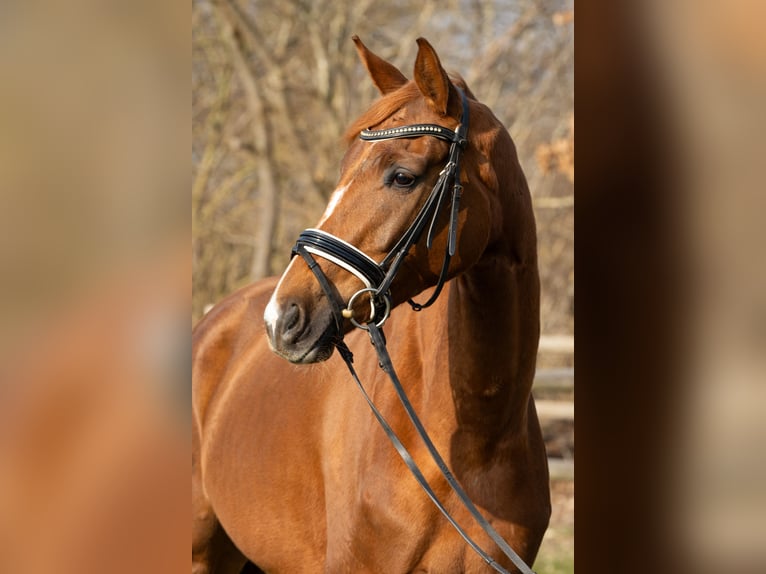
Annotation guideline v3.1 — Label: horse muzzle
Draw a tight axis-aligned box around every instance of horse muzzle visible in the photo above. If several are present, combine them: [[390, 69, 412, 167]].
[[264, 295, 338, 364]]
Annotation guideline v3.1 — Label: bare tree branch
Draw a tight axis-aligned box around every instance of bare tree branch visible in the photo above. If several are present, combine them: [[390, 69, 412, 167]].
[[193, 0, 574, 333], [213, 3, 278, 280]]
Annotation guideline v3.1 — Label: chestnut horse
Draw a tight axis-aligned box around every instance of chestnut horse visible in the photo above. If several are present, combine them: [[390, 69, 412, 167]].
[[192, 37, 550, 573]]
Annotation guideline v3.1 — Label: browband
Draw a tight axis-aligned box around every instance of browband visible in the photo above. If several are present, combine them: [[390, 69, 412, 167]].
[[359, 90, 470, 149], [360, 124, 459, 143]]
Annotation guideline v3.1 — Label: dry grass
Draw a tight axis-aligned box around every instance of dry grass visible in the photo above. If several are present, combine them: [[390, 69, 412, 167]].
[[534, 479, 574, 574]]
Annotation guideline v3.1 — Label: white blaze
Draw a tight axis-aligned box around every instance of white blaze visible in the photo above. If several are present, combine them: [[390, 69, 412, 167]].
[[263, 257, 298, 331], [316, 141, 379, 227], [266, 144, 373, 332], [316, 182, 350, 226]]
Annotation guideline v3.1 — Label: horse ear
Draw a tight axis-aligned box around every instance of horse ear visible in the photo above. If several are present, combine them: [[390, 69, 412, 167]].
[[352, 35, 408, 95], [413, 38, 452, 116]]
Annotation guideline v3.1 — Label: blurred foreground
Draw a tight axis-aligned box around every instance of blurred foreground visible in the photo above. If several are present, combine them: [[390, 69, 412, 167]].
[[0, 1, 188, 572], [577, 1, 766, 573]]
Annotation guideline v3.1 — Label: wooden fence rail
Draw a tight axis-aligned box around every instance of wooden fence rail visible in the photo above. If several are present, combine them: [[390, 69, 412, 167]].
[[538, 334, 574, 353], [535, 334, 574, 480]]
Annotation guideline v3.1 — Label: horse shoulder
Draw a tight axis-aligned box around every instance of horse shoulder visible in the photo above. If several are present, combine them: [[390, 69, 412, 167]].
[[192, 278, 278, 436]]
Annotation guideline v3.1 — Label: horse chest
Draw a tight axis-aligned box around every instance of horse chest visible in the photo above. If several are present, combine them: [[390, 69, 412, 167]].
[[328, 470, 498, 573], [322, 431, 493, 572]]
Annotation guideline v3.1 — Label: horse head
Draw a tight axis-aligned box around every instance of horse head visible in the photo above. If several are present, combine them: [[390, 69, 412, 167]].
[[265, 37, 511, 364]]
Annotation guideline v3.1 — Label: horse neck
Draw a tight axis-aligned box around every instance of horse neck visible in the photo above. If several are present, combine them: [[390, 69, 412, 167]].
[[438, 179, 540, 444]]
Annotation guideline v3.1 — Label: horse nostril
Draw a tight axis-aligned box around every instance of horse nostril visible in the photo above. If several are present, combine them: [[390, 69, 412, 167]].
[[283, 303, 301, 330], [279, 302, 306, 345]]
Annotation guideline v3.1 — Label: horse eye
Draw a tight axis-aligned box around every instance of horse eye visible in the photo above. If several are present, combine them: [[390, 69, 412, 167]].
[[393, 172, 415, 187]]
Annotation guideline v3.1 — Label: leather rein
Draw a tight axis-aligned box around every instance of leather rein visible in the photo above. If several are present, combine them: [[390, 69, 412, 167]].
[[290, 88, 536, 574]]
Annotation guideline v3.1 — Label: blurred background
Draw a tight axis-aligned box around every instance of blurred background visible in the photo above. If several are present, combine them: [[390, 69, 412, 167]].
[[0, 1, 189, 573]]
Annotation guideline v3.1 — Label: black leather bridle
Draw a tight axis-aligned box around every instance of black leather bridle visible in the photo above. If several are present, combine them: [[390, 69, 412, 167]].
[[292, 88, 470, 331], [289, 88, 536, 574]]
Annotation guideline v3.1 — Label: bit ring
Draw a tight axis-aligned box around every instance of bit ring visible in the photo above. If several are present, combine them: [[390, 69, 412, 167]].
[[345, 288, 391, 330]]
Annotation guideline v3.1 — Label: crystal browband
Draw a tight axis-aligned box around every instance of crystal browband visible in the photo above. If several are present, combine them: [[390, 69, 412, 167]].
[[360, 124, 459, 144]]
